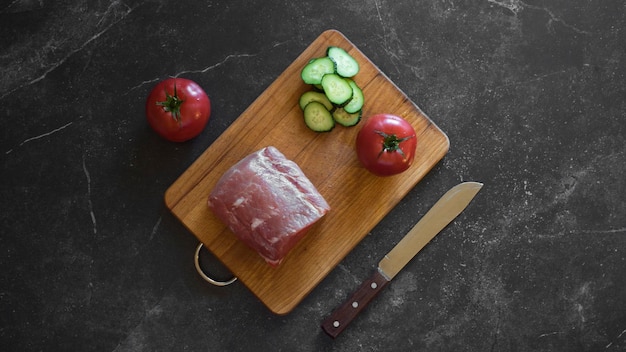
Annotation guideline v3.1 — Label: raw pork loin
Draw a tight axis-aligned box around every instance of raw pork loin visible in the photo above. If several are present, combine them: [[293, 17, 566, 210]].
[[208, 146, 330, 266]]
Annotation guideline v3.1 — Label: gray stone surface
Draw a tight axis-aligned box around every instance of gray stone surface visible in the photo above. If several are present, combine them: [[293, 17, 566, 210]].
[[1, 1, 625, 351]]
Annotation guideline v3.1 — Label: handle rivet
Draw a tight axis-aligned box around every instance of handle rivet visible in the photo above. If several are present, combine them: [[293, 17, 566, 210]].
[[333, 321, 340, 328], [352, 301, 359, 308], [371, 282, 378, 289]]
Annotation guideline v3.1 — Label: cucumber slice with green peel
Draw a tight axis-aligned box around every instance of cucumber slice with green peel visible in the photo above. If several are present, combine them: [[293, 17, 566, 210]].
[[321, 74, 353, 106], [332, 107, 362, 127], [301, 57, 335, 85], [343, 79, 364, 113], [299, 91, 334, 111], [298, 47, 364, 132], [303, 101, 335, 132], [327, 46, 360, 78]]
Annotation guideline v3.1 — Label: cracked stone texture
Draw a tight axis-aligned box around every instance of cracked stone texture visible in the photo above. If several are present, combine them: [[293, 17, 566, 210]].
[[1, 0, 625, 351]]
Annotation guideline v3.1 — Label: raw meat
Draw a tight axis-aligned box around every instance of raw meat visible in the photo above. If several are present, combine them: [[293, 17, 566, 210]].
[[208, 146, 330, 266]]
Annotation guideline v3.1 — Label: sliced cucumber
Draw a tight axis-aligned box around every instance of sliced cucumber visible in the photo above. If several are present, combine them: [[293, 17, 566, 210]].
[[343, 79, 364, 113], [327, 46, 360, 78], [321, 74, 353, 106], [301, 57, 335, 85], [303, 101, 335, 132], [299, 91, 334, 111], [298, 47, 364, 132], [332, 107, 362, 127]]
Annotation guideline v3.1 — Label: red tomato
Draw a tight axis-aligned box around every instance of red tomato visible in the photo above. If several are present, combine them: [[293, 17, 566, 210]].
[[145, 78, 211, 142], [355, 113, 417, 176]]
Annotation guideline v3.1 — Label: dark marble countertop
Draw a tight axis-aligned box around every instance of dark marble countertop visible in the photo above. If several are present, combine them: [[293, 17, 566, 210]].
[[2, 1, 625, 351]]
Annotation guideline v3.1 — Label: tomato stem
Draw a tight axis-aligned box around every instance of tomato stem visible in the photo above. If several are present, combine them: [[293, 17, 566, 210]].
[[156, 84, 184, 122], [375, 130, 414, 158]]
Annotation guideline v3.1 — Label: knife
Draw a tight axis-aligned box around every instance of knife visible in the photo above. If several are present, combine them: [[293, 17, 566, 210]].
[[321, 181, 483, 338]]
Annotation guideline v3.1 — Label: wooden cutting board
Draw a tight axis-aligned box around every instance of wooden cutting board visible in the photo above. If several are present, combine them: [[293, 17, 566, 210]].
[[164, 29, 449, 315]]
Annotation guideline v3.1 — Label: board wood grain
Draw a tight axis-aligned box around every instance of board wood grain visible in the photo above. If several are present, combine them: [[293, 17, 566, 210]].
[[164, 29, 449, 315]]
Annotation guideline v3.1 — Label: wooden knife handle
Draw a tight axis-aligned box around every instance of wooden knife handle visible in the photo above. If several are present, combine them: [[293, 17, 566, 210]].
[[321, 270, 390, 338]]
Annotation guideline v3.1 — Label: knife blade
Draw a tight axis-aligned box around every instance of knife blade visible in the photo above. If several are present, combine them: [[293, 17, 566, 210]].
[[321, 181, 483, 338]]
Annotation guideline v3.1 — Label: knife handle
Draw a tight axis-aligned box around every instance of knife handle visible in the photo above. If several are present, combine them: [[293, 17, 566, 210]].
[[321, 270, 390, 338]]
